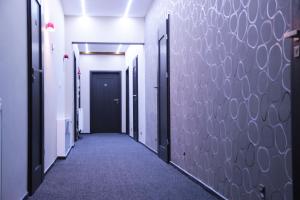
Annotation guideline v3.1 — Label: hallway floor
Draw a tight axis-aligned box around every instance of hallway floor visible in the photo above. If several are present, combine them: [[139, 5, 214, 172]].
[[29, 134, 218, 200]]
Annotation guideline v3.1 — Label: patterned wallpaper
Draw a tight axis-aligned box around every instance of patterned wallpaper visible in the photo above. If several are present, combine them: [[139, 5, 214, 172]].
[[145, 0, 293, 199]]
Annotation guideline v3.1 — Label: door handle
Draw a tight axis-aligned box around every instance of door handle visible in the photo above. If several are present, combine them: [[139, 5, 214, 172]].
[[284, 29, 300, 39], [113, 99, 120, 104], [31, 68, 43, 80], [133, 95, 137, 97]]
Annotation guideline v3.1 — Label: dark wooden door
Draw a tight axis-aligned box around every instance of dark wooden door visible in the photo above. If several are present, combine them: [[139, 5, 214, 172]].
[[132, 57, 139, 141], [157, 16, 170, 163], [28, 0, 44, 194], [126, 68, 130, 135], [90, 72, 121, 133], [291, 0, 300, 198], [74, 55, 78, 141]]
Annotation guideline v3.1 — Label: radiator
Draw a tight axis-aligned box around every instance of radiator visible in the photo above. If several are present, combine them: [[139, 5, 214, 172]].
[[78, 108, 83, 132], [57, 118, 72, 158]]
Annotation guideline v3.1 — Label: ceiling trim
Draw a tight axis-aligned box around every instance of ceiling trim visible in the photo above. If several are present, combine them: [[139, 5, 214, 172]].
[[73, 41, 144, 45], [80, 52, 125, 56]]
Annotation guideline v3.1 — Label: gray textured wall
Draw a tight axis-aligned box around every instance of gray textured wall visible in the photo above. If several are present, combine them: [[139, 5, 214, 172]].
[[145, 0, 293, 199]]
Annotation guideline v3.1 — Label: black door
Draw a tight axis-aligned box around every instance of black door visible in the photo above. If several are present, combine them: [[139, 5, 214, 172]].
[[74, 55, 78, 141], [90, 72, 121, 133], [126, 68, 130, 135], [157, 16, 170, 162], [132, 57, 139, 141], [291, 0, 300, 198], [28, 0, 44, 194]]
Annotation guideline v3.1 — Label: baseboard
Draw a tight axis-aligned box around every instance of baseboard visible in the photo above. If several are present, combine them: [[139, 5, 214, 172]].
[[126, 134, 158, 155], [44, 158, 57, 176], [22, 192, 29, 200], [139, 141, 157, 155], [170, 161, 227, 200]]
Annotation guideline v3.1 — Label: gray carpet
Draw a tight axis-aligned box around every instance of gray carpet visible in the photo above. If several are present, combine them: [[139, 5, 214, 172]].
[[29, 134, 218, 200]]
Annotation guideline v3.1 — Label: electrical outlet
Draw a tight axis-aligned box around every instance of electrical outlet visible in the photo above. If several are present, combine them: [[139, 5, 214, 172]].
[[258, 184, 266, 200]]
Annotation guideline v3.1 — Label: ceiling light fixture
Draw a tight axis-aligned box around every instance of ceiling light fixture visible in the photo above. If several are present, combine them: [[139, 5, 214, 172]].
[[85, 43, 90, 53], [123, 0, 133, 18], [80, 0, 86, 16], [116, 45, 123, 54]]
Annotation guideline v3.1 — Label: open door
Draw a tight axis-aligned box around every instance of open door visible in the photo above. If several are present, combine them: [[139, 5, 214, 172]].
[[157, 16, 170, 162], [27, 0, 44, 195], [133, 57, 139, 141], [290, 0, 300, 198]]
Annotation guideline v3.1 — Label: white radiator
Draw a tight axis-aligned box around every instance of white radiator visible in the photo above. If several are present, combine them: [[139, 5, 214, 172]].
[[78, 108, 83, 132], [57, 118, 72, 158]]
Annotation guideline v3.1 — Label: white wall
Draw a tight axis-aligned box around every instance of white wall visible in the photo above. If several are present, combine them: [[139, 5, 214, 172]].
[[0, 0, 28, 199], [125, 46, 147, 145], [43, 0, 65, 173], [79, 55, 126, 133], [64, 16, 145, 144]]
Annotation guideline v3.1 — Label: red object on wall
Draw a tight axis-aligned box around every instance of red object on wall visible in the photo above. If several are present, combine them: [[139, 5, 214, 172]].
[[63, 54, 69, 60], [46, 22, 55, 32]]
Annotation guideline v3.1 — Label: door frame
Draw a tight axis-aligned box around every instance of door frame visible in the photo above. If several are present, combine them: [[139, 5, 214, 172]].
[[291, 0, 300, 197], [27, 0, 44, 195], [157, 15, 171, 162], [89, 71, 122, 133], [132, 56, 139, 141], [73, 54, 78, 141], [126, 67, 130, 135]]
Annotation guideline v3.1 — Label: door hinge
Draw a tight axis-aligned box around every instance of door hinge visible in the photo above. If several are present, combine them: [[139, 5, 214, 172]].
[[166, 72, 169, 78]]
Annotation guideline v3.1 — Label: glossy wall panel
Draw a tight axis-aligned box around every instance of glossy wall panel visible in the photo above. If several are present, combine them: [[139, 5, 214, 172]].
[[145, 0, 293, 199]]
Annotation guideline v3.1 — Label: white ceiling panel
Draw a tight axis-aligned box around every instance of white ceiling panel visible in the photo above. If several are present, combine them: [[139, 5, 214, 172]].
[[61, 0, 153, 17], [77, 43, 129, 53]]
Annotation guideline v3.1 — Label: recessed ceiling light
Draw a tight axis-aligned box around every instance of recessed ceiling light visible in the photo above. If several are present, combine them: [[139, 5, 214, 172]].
[[116, 45, 123, 54], [80, 0, 86, 16], [123, 0, 133, 18], [85, 43, 90, 53]]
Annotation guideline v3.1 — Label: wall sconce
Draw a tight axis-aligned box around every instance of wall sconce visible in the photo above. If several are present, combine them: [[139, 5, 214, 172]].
[[63, 54, 69, 61], [46, 22, 55, 32]]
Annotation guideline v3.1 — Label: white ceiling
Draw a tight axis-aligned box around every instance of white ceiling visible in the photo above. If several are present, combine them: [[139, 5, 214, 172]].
[[61, 0, 153, 17], [77, 43, 129, 53]]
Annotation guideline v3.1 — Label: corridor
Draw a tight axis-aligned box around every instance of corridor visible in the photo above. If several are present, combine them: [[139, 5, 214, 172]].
[[29, 134, 217, 200], [1, 0, 300, 199]]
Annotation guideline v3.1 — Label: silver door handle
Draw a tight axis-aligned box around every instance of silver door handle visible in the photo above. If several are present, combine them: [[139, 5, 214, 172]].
[[284, 29, 300, 39], [113, 99, 119, 101], [133, 95, 137, 97], [32, 68, 43, 73]]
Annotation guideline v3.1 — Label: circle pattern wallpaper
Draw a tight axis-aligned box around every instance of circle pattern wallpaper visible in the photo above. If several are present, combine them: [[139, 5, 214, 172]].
[[145, 0, 293, 199]]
